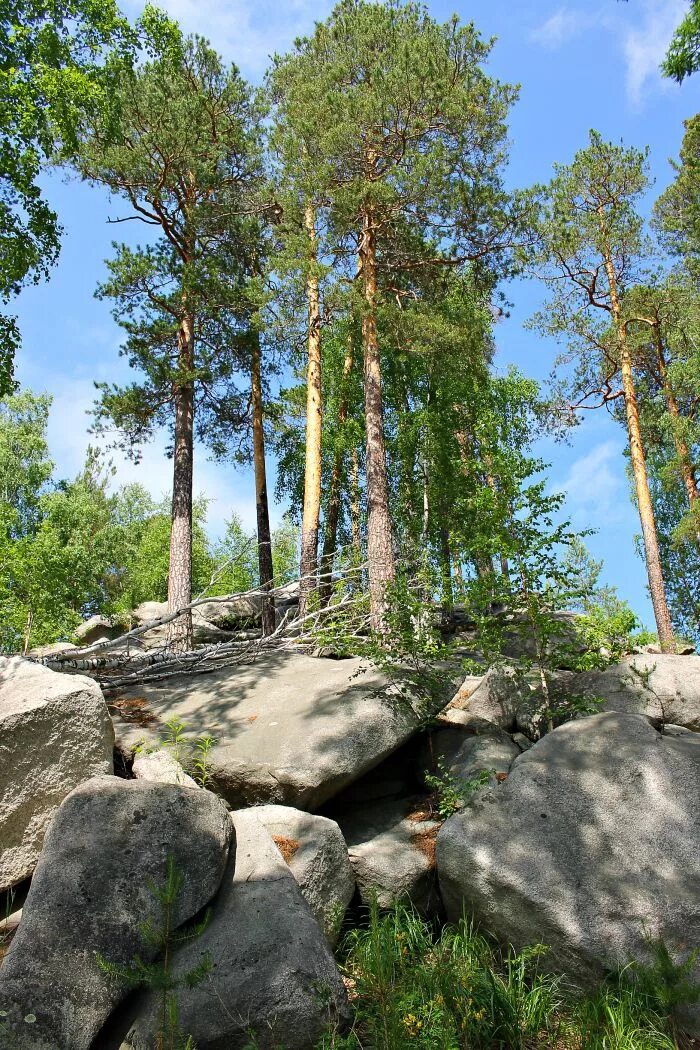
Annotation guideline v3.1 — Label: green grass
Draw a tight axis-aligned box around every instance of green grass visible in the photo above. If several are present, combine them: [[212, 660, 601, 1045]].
[[315, 902, 698, 1050]]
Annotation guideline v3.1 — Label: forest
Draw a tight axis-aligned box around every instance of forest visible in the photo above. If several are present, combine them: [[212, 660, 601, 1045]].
[[1, 0, 700, 657], [2, 2, 700, 1049]]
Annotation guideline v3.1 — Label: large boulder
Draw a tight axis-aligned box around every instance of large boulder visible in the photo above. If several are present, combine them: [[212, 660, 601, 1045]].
[[120, 808, 350, 1050], [336, 796, 442, 916], [130, 601, 229, 649], [111, 651, 461, 810], [253, 804, 355, 944], [74, 614, 123, 646], [419, 720, 520, 786], [455, 665, 527, 731], [437, 712, 700, 1035], [0, 657, 113, 890], [0, 777, 232, 1050], [572, 654, 700, 732]]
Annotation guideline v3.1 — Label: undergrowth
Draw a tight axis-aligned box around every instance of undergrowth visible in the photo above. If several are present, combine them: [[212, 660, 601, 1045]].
[[316, 902, 698, 1050]]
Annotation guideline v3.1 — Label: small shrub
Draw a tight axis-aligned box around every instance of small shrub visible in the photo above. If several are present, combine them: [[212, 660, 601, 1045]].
[[424, 760, 494, 820]]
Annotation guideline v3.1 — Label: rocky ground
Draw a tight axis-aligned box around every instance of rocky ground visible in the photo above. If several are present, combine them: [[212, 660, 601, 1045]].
[[1, 641, 699, 1048]]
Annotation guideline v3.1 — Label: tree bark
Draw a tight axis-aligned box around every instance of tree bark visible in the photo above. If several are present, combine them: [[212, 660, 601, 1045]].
[[350, 448, 362, 559], [250, 329, 275, 635], [298, 204, 323, 618], [654, 327, 699, 507], [603, 252, 675, 649], [167, 311, 195, 650], [359, 203, 395, 631], [320, 334, 354, 605]]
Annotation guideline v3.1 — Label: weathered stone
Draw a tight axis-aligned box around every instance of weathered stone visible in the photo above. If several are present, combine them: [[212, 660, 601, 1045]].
[[74, 614, 123, 646], [130, 600, 229, 648], [437, 713, 700, 1035], [420, 722, 520, 786], [572, 654, 700, 731], [253, 804, 355, 944], [0, 657, 113, 890], [132, 747, 199, 789], [0, 777, 232, 1050], [457, 665, 528, 731], [112, 651, 461, 810], [336, 797, 442, 916], [119, 808, 349, 1050]]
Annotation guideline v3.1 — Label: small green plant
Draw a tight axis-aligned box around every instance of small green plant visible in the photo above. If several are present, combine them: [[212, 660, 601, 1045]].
[[424, 760, 494, 819], [161, 717, 190, 768], [97, 855, 211, 1050], [191, 734, 217, 789], [136, 719, 218, 788]]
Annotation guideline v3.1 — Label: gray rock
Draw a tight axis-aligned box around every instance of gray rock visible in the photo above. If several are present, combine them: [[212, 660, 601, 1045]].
[[132, 747, 199, 789], [74, 614, 123, 646], [120, 808, 349, 1050], [0, 777, 232, 1050], [572, 654, 700, 731], [458, 665, 529, 731], [512, 732, 534, 752], [337, 797, 442, 916], [420, 722, 519, 786], [130, 601, 229, 649], [112, 651, 461, 810], [437, 712, 700, 1035], [253, 804, 355, 944], [0, 657, 113, 890]]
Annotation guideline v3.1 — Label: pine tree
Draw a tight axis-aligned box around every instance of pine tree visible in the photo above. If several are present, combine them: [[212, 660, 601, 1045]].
[[528, 131, 676, 649], [268, 0, 517, 630], [75, 28, 262, 647]]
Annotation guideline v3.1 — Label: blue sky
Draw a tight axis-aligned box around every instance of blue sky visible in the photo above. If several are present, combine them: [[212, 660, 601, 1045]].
[[13, 0, 700, 625]]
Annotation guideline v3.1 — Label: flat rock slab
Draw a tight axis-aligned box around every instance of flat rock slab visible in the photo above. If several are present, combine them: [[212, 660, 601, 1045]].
[[111, 652, 458, 810], [0, 657, 113, 890]]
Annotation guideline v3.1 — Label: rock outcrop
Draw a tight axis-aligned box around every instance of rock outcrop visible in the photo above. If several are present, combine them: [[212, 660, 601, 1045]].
[[120, 808, 350, 1050], [420, 719, 520, 786], [0, 777, 232, 1050], [573, 654, 700, 731], [0, 657, 113, 890], [112, 651, 460, 810], [253, 804, 355, 944], [437, 712, 700, 1035]]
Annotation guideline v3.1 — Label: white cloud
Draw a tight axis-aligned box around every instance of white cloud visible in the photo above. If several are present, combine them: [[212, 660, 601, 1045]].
[[530, 7, 591, 48], [619, 0, 687, 106], [553, 439, 629, 525], [124, 0, 333, 78]]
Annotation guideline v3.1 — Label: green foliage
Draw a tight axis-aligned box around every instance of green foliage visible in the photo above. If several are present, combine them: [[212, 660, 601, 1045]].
[[137, 716, 218, 788], [315, 904, 699, 1049], [0, 0, 137, 392], [97, 855, 209, 1050], [424, 760, 493, 820], [323, 901, 564, 1049], [662, 1, 700, 82]]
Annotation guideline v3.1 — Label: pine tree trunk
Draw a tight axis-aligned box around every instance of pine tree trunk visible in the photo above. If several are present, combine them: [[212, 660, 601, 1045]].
[[299, 204, 323, 618], [167, 311, 195, 650], [655, 329, 699, 507], [320, 335, 354, 605], [360, 204, 395, 631], [251, 329, 275, 636], [603, 253, 674, 648], [439, 526, 453, 613], [350, 448, 362, 558]]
